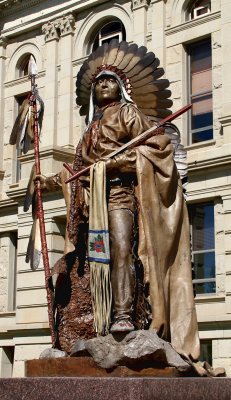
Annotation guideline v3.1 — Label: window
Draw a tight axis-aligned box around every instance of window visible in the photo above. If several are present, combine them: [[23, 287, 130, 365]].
[[8, 232, 17, 311], [190, 0, 211, 20], [199, 340, 212, 365], [92, 21, 126, 52], [188, 203, 215, 295], [18, 54, 31, 77], [14, 93, 29, 182], [187, 39, 213, 144]]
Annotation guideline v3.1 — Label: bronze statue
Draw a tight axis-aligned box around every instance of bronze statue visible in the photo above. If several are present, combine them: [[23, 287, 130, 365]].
[[34, 40, 200, 360]]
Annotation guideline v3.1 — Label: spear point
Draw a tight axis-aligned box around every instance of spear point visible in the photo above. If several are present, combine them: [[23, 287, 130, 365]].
[[28, 55, 38, 77]]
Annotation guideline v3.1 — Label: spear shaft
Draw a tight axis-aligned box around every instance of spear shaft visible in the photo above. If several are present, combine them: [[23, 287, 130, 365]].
[[29, 62, 55, 347]]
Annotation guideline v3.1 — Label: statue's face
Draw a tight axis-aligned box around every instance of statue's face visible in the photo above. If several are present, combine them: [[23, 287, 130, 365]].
[[94, 76, 120, 107]]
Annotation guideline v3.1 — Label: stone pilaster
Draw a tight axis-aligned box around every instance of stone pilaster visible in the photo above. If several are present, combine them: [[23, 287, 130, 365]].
[[150, 0, 166, 67], [220, 0, 231, 143], [56, 14, 75, 148], [0, 36, 8, 191], [41, 21, 59, 147], [222, 193, 231, 315], [132, 0, 150, 46]]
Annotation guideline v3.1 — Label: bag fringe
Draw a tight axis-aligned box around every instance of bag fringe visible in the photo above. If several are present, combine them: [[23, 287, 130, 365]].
[[90, 262, 112, 335]]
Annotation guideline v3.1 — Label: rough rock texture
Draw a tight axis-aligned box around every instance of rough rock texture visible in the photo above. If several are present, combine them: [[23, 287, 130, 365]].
[[39, 348, 67, 359], [71, 330, 190, 371]]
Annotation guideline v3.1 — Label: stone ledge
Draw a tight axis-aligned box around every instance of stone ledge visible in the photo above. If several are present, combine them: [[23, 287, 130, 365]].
[[0, 376, 230, 400]]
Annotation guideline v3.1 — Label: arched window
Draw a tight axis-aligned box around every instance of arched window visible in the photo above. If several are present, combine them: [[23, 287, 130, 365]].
[[189, 0, 211, 20], [91, 20, 126, 52], [17, 53, 34, 77]]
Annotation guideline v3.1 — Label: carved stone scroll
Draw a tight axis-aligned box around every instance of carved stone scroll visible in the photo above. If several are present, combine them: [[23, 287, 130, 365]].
[[42, 21, 59, 42], [42, 14, 75, 42], [132, 0, 150, 10]]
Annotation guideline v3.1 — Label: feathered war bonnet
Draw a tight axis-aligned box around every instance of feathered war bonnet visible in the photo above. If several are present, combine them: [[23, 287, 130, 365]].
[[76, 39, 173, 123]]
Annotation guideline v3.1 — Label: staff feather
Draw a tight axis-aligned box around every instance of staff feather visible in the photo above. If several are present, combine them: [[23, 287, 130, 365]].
[[9, 88, 44, 154], [9, 54, 55, 346]]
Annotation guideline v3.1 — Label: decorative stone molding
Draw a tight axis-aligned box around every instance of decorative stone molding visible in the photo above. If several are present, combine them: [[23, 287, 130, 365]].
[[219, 115, 231, 136], [0, 0, 45, 14], [42, 21, 59, 42], [0, 35, 8, 48], [165, 11, 220, 36], [56, 14, 75, 37], [42, 14, 75, 42], [0, 0, 21, 8], [132, 0, 150, 10]]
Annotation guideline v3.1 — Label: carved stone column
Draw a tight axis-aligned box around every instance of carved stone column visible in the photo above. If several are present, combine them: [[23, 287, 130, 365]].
[[0, 36, 8, 183], [150, 0, 165, 67], [131, 0, 150, 46], [220, 0, 231, 142], [41, 21, 59, 147], [56, 14, 75, 148]]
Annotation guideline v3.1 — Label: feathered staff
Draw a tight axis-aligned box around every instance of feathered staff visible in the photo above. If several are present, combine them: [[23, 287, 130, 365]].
[[9, 55, 55, 346]]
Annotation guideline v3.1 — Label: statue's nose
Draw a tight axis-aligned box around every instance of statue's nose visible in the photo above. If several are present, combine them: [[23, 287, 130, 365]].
[[101, 79, 108, 87]]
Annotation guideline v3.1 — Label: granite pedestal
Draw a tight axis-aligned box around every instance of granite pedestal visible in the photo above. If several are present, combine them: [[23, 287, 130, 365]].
[[0, 377, 230, 400]]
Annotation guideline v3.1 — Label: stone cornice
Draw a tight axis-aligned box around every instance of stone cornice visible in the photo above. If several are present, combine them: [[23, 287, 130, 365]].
[[165, 11, 220, 36], [0, 35, 8, 48], [0, 0, 46, 14], [0, 198, 17, 210], [0, 0, 107, 37], [17, 145, 74, 163], [188, 153, 231, 173], [4, 70, 45, 88], [219, 115, 231, 127], [187, 184, 231, 201]]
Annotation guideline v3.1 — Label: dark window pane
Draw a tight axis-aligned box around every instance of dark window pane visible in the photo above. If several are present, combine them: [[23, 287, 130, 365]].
[[191, 0, 211, 20], [194, 281, 216, 294], [199, 340, 212, 365], [191, 40, 211, 73], [190, 204, 214, 251], [92, 21, 126, 52], [101, 22, 121, 36], [191, 111, 213, 130], [189, 202, 215, 295], [194, 252, 215, 279], [192, 127, 213, 143], [188, 39, 213, 143]]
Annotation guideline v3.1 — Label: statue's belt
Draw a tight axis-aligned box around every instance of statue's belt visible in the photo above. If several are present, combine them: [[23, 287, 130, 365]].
[[108, 176, 134, 187]]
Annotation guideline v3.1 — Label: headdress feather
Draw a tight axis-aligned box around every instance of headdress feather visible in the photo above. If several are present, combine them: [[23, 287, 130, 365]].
[[76, 40, 172, 119]]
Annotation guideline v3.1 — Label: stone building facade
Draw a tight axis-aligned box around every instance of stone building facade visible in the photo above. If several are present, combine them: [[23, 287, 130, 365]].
[[0, 0, 231, 377]]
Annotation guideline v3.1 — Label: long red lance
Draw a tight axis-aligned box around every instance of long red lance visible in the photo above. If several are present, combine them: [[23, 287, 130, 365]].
[[28, 56, 55, 347], [63, 104, 192, 183]]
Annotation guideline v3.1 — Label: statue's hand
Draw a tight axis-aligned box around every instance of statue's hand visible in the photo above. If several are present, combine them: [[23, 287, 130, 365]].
[[34, 174, 47, 190]]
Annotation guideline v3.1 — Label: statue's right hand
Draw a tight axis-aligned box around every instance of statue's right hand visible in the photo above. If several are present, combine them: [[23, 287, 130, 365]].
[[34, 174, 47, 190]]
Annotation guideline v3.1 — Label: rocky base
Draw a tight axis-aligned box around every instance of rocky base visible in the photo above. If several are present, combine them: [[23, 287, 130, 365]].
[[71, 330, 190, 371], [38, 330, 225, 377]]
